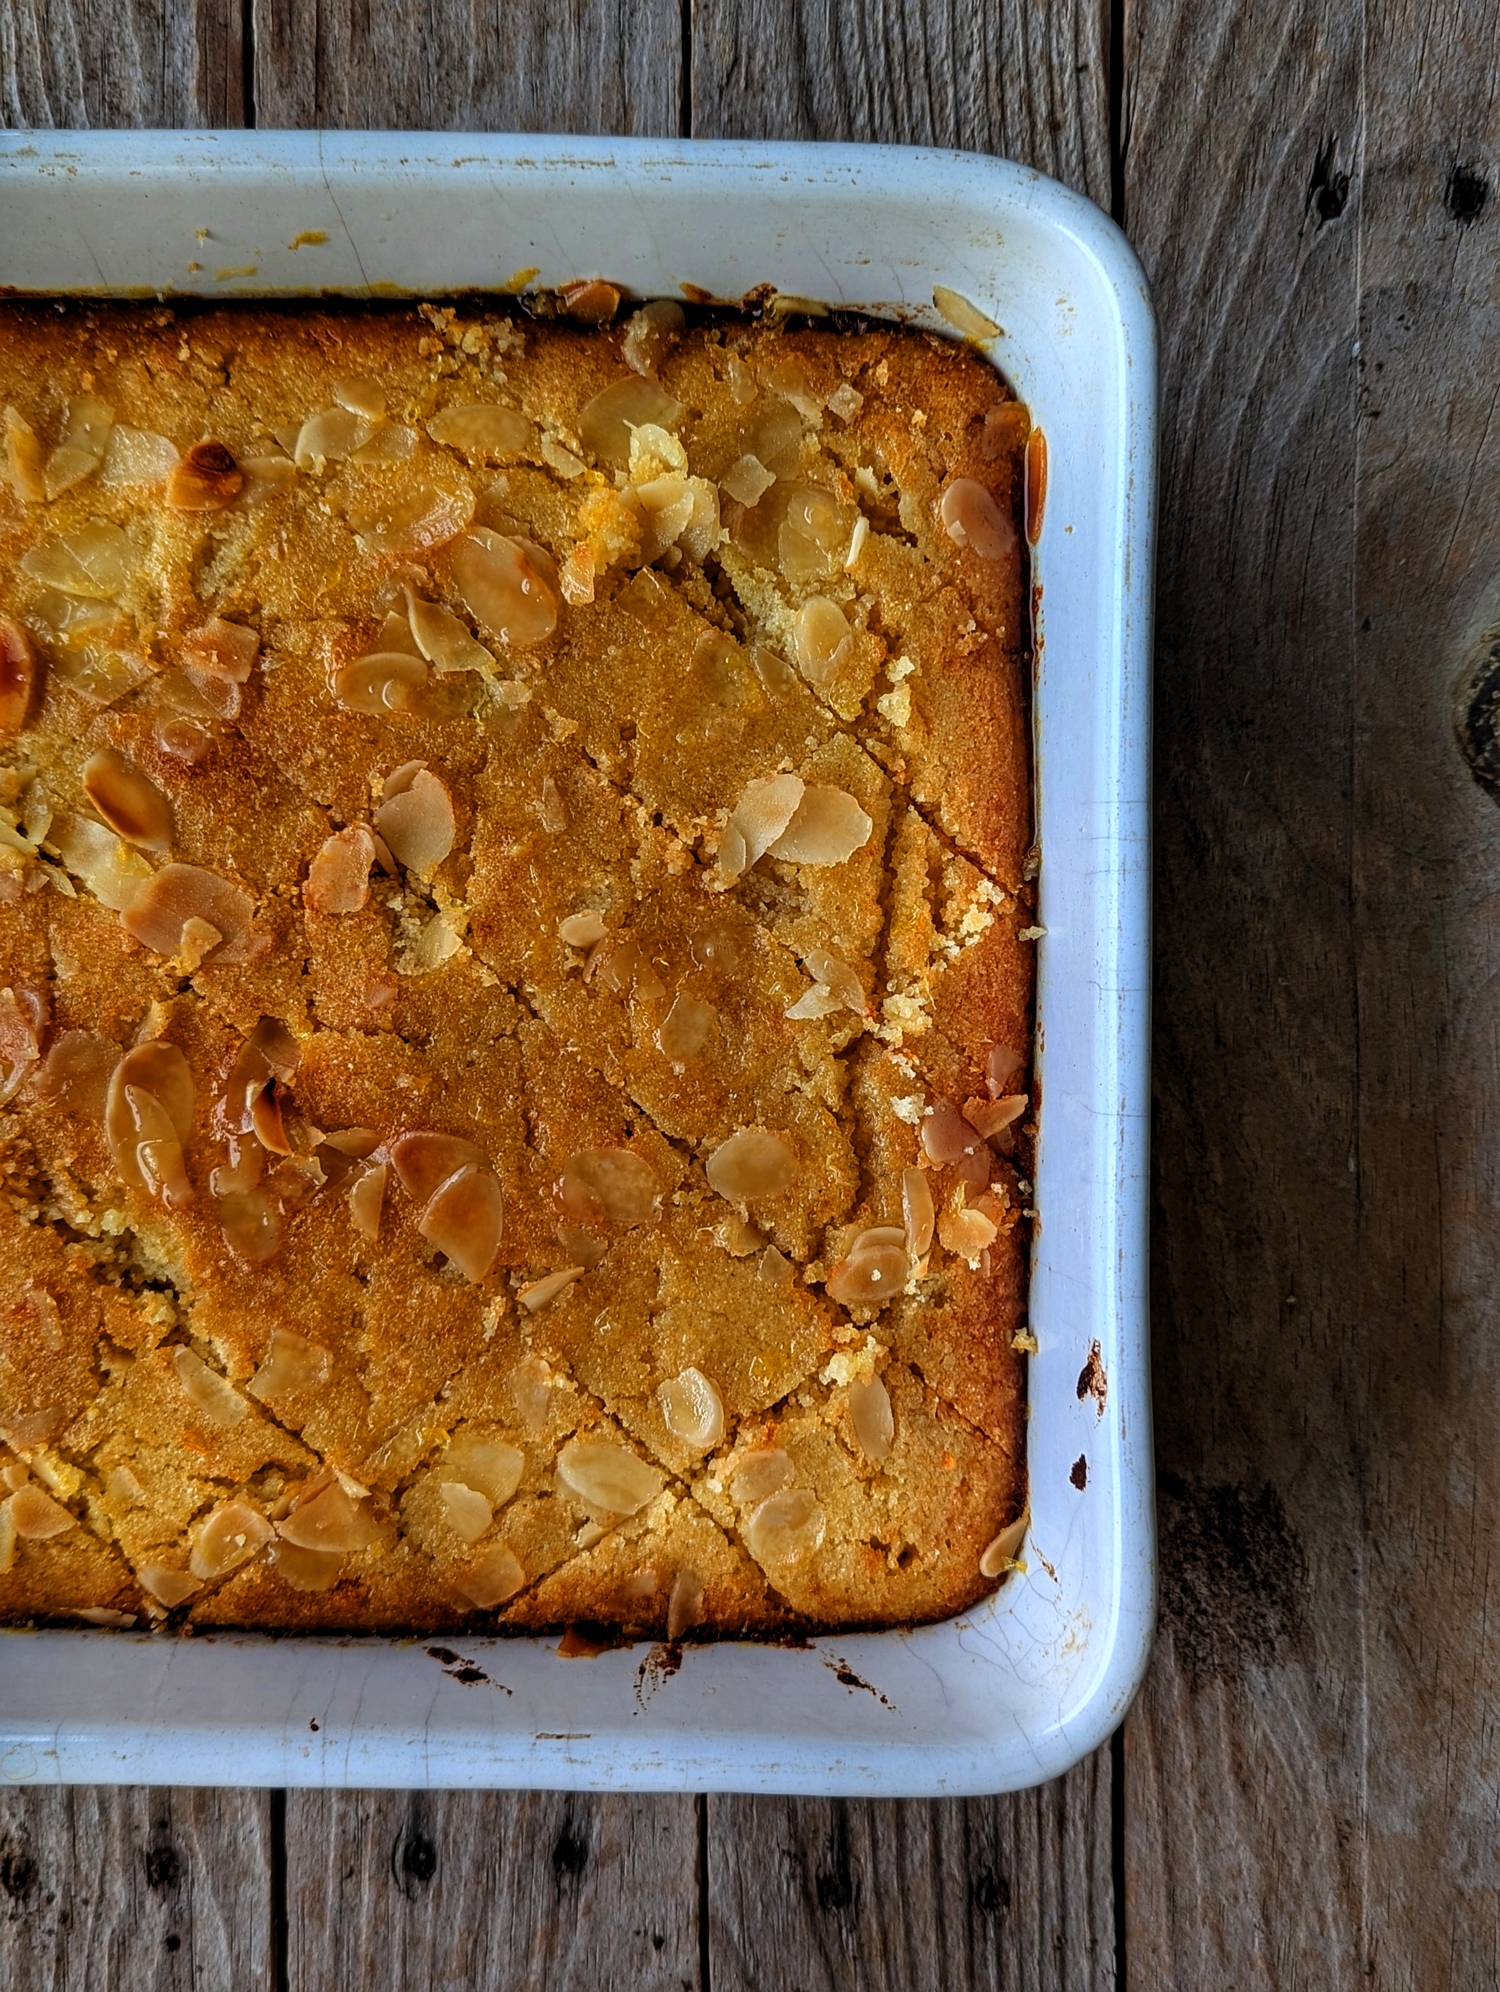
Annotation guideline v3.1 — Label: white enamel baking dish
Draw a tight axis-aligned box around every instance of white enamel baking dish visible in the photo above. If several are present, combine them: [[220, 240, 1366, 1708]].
[[0, 132, 1154, 1797]]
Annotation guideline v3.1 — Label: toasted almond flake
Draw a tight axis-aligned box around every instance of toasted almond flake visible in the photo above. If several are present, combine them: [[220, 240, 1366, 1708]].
[[21, 522, 135, 599], [557, 1148, 660, 1227], [979, 1513, 1029, 1578], [728, 1450, 794, 1507], [271, 1541, 346, 1591], [578, 377, 684, 467], [405, 590, 493, 674], [558, 542, 596, 605], [49, 813, 151, 911], [964, 1093, 1028, 1139], [183, 616, 259, 684], [82, 749, 173, 855], [745, 1486, 825, 1564], [623, 299, 685, 376], [848, 1374, 894, 1462], [210, 1137, 263, 1197], [938, 1203, 999, 1267], [706, 1128, 799, 1203], [4, 405, 46, 501], [721, 452, 776, 506], [420, 1164, 505, 1282], [98, 425, 179, 490], [758, 1244, 794, 1287], [844, 514, 870, 569], [352, 479, 476, 558], [438, 1479, 494, 1543], [190, 1498, 273, 1579], [657, 993, 717, 1065], [0, 617, 38, 735], [0, 1410, 59, 1449], [104, 1041, 193, 1200], [43, 395, 114, 498], [138, 1564, 203, 1607], [75, 1606, 137, 1627], [826, 381, 864, 422], [123, 863, 262, 963], [940, 477, 1015, 561], [456, 1541, 526, 1608], [390, 1131, 483, 1204], [373, 768, 455, 876], [519, 1266, 585, 1311], [219, 1187, 282, 1265], [901, 1166, 935, 1259], [305, 824, 376, 914], [6, 1482, 75, 1539], [720, 773, 804, 881], [986, 1044, 1025, 1096], [558, 910, 609, 948], [559, 277, 622, 323], [249, 1328, 331, 1400], [792, 601, 852, 701], [236, 453, 296, 504], [331, 649, 430, 716], [932, 285, 1001, 340], [167, 439, 244, 510], [278, 1480, 384, 1553], [345, 1159, 386, 1242], [510, 1356, 555, 1434], [826, 1233, 912, 1308], [439, 1436, 524, 1507], [802, 947, 868, 1016], [452, 529, 559, 648], [128, 1084, 195, 1206], [556, 1439, 663, 1516], [173, 1347, 247, 1426], [541, 435, 586, 478], [920, 1098, 984, 1166], [667, 1565, 705, 1639], [333, 374, 387, 419], [657, 1367, 724, 1451], [767, 785, 873, 866], [294, 406, 375, 471]]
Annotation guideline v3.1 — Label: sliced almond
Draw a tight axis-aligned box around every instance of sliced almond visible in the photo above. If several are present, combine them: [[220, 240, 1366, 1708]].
[[986, 1044, 1025, 1097], [420, 1164, 505, 1282], [82, 749, 173, 855], [578, 377, 683, 466], [901, 1166, 935, 1260], [920, 1098, 984, 1167], [390, 1131, 484, 1204], [622, 299, 684, 376], [333, 374, 387, 420], [766, 785, 872, 866], [405, 590, 493, 674], [182, 617, 258, 683], [21, 522, 135, 599], [826, 1233, 911, 1308], [173, 1347, 247, 1425], [438, 1479, 493, 1544], [451, 529, 559, 647], [348, 1160, 387, 1241], [348, 480, 475, 559], [101, 425, 181, 489], [42, 395, 114, 499], [667, 1565, 704, 1639], [374, 767, 455, 875], [963, 1093, 1028, 1139], [6, 1483, 76, 1539], [104, 1042, 194, 1197], [556, 1148, 660, 1227], [331, 649, 430, 715], [744, 1487, 825, 1566], [939, 477, 1014, 561], [4, 404, 45, 501], [518, 1266, 585, 1312], [558, 910, 609, 948], [305, 824, 376, 915], [657, 1368, 724, 1452], [248, 1328, 331, 1400], [559, 277, 621, 323], [556, 1439, 663, 1516], [0, 616, 38, 735], [137, 1564, 203, 1607], [657, 993, 717, 1065], [293, 406, 375, 471], [727, 1449, 794, 1507], [167, 439, 244, 510], [706, 1128, 799, 1203], [439, 1435, 524, 1507], [271, 1541, 346, 1592], [277, 1480, 385, 1554], [719, 772, 805, 882], [848, 1374, 894, 1462], [189, 1499, 273, 1579], [979, 1513, 1029, 1577], [427, 403, 531, 456], [122, 863, 262, 963], [218, 1186, 283, 1266], [455, 1541, 526, 1608]]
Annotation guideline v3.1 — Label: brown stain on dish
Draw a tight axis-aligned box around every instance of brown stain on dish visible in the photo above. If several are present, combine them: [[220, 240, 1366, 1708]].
[[1077, 1339, 1108, 1416], [424, 1643, 512, 1693], [1025, 426, 1048, 544], [1069, 1454, 1088, 1490], [634, 1640, 685, 1708], [824, 1655, 896, 1710]]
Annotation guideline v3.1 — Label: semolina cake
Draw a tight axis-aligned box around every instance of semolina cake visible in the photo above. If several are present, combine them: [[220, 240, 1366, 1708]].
[[0, 293, 1035, 1639]]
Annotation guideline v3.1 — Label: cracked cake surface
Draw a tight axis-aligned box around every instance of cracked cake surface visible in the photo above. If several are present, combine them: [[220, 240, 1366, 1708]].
[[0, 296, 1034, 1637]]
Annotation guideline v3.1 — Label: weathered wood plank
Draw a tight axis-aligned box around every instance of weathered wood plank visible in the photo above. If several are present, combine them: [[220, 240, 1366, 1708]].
[[0, 1786, 274, 1992], [690, 0, 1111, 205], [251, 0, 683, 135], [284, 1789, 700, 1991], [1125, 0, 1500, 1984], [0, 0, 244, 127], [708, 1751, 1115, 1992]]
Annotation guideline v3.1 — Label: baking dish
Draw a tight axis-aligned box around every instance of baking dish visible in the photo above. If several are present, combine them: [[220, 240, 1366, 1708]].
[[0, 131, 1154, 1797]]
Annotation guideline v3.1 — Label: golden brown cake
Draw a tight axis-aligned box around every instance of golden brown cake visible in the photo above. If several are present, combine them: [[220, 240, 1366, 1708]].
[[0, 294, 1034, 1639]]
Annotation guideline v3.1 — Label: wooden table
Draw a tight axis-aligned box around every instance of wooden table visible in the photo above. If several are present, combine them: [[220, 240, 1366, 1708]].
[[3, 1, 1497, 1983]]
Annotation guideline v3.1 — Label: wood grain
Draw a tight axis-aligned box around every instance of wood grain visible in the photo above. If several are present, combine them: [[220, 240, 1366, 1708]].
[[707, 1752, 1115, 1992], [284, 1789, 700, 1991], [691, 0, 1112, 205], [0, 0, 244, 126], [1125, 0, 1500, 1983], [250, 0, 683, 134], [0, 1786, 274, 1991]]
